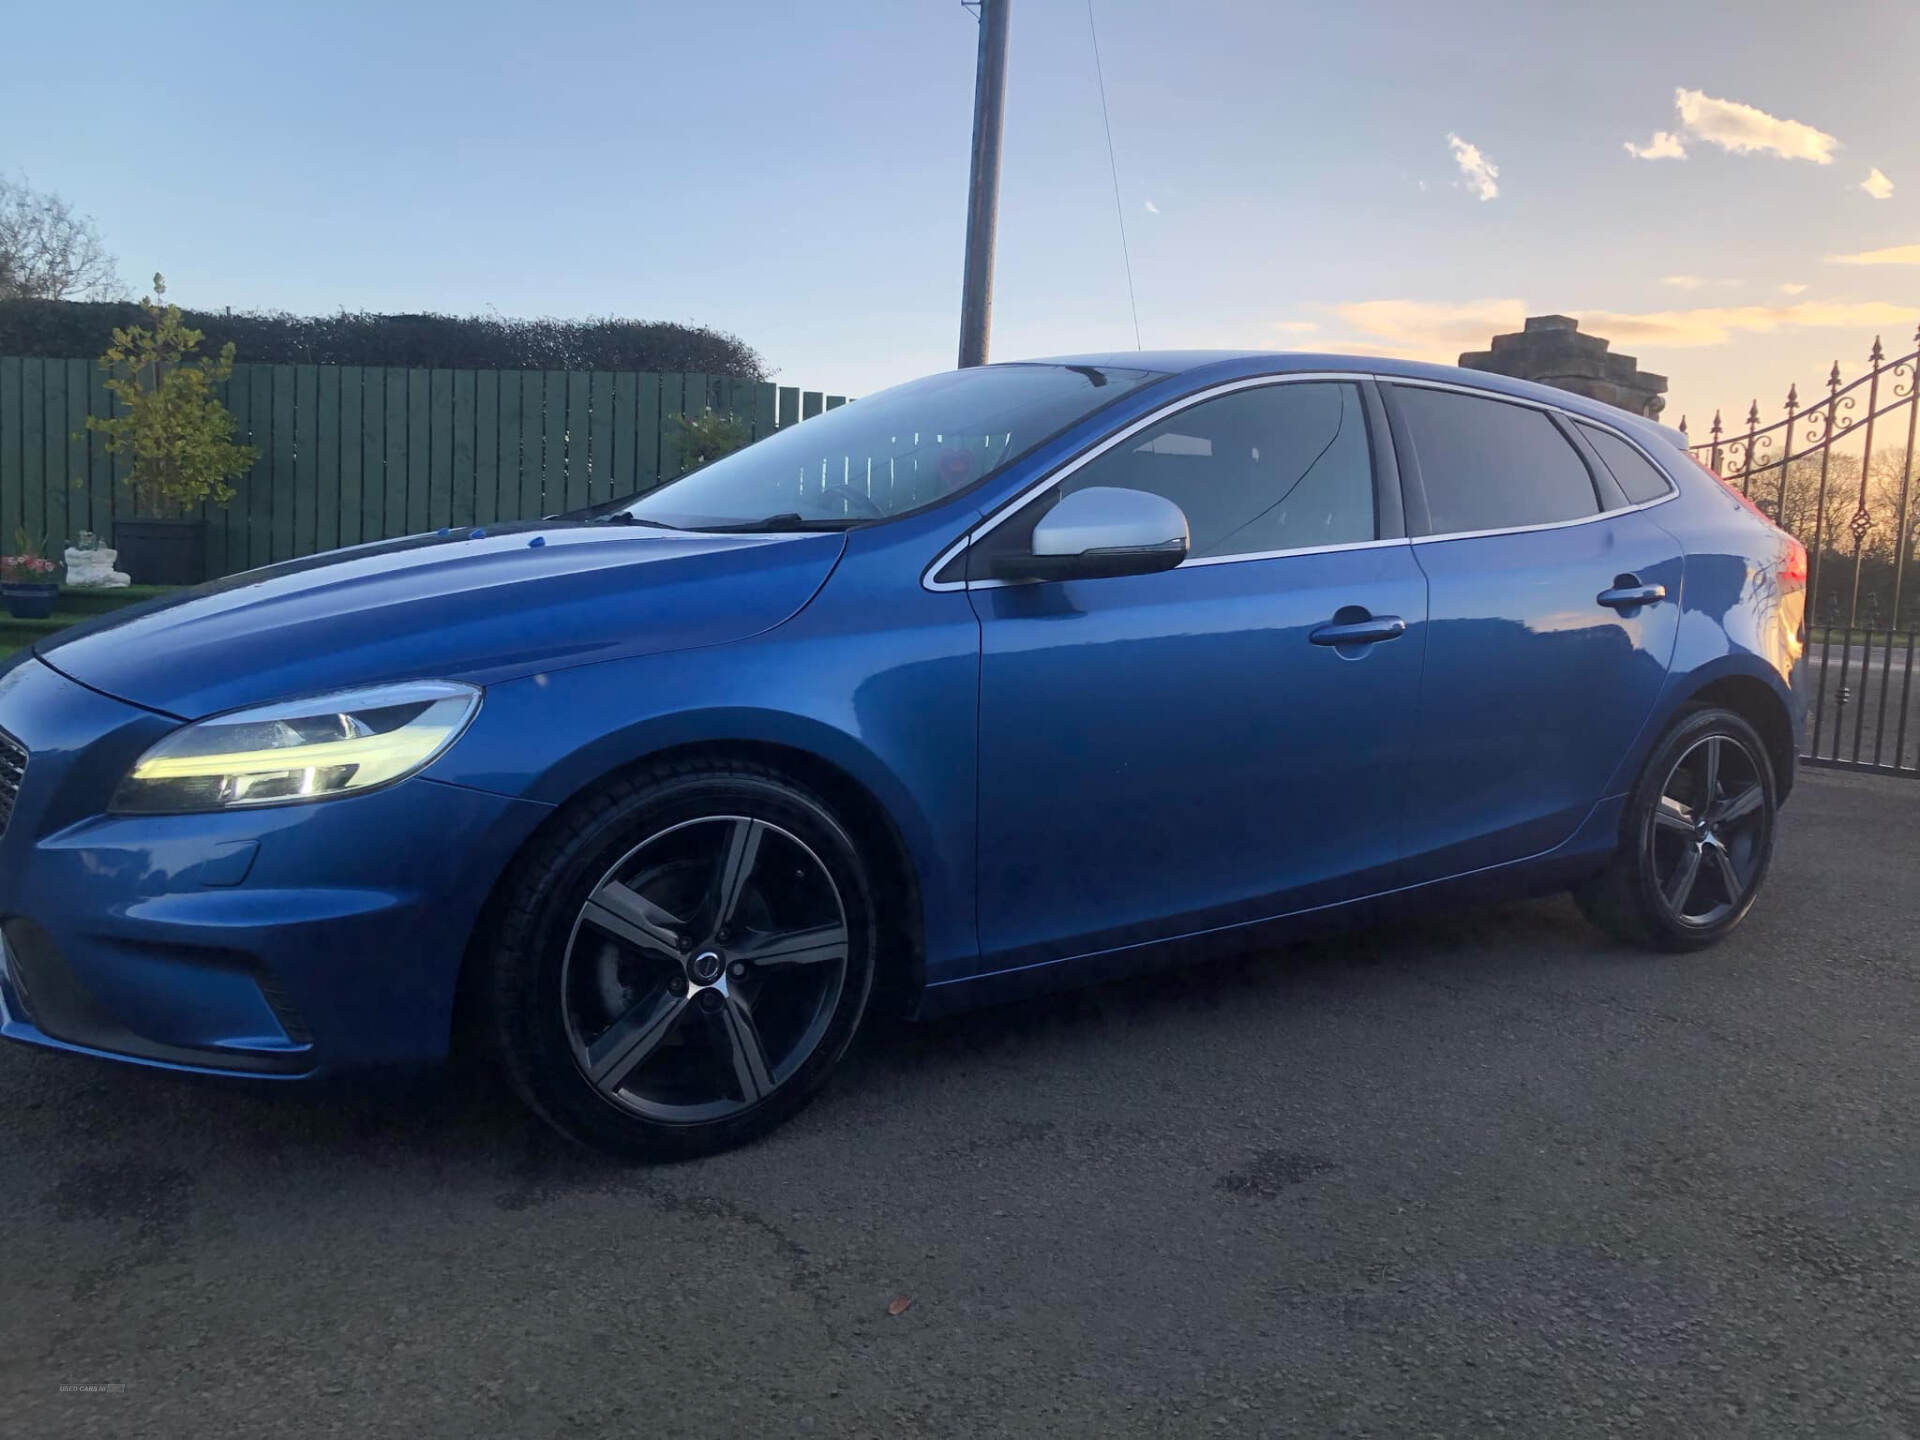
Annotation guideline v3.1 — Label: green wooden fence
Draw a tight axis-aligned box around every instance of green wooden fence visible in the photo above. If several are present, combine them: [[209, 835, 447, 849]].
[[0, 357, 846, 579]]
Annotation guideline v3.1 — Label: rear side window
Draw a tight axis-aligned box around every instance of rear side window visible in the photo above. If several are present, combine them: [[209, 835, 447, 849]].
[[1393, 386, 1601, 535], [1576, 423, 1676, 504]]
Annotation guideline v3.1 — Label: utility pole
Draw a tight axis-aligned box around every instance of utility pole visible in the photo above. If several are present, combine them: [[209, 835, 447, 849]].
[[957, 0, 1009, 368]]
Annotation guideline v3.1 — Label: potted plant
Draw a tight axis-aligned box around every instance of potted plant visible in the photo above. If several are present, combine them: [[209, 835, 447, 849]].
[[85, 274, 256, 584], [2, 530, 62, 619]]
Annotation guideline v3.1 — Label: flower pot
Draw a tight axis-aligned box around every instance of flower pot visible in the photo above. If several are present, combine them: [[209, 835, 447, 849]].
[[115, 517, 207, 585], [2, 582, 60, 620]]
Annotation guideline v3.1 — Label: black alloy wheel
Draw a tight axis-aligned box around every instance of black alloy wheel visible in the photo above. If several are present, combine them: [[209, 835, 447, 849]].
[[483, 760, 878, 1159], [1573, 707, 1779, 952], [1645, 732, 1771, 931]]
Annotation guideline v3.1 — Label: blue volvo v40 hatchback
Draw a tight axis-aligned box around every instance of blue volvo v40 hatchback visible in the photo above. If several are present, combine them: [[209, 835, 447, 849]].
[[0, 353, 1806, 1157]]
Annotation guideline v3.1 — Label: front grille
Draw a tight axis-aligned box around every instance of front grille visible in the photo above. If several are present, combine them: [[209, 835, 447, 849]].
[[0, 727, 24, 839]]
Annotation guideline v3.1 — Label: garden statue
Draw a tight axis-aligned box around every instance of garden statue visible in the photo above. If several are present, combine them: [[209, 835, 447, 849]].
[[64, 530, 131, 589]]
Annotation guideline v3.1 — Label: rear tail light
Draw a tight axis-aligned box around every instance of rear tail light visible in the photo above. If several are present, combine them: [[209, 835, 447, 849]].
[[1781, 536, 1808, 590]]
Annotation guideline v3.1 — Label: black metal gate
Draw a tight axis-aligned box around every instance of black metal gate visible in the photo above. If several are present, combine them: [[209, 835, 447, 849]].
[[1682, 325, 1920, 777]]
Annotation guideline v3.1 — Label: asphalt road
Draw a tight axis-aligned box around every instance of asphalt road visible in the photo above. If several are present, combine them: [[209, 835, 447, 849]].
[[3, 768, 1915, 1438]]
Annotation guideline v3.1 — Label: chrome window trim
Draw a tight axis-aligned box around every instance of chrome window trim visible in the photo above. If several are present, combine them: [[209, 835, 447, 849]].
[[1404, 488, 1678, 547], [1377, 376, 1682, 541], [921, 369, 1684, 591], [921, 371, 1382, 592], [1564, 413, 1685, 506], [1180, 535, 1409, 568]]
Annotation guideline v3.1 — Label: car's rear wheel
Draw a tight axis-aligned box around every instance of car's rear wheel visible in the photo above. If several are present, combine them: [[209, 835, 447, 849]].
[[482, 760, 877, 1159], [1573, 706, 1778, 952]]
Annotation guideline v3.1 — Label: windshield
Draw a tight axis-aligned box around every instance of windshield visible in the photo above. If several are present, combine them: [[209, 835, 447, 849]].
[[623, 363, 1159, 530]]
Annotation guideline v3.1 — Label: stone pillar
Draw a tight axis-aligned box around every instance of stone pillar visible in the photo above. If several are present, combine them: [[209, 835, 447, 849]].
[[1458, 315, 1667, 420]]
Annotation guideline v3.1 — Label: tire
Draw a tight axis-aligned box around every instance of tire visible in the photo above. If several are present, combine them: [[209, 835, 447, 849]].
[[1573, 706, 1778, 952], [482, 758, 878, 1160]]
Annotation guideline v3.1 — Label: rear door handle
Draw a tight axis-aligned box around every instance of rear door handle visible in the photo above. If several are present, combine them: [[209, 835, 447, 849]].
[[1597, 580, 1667, 611], [1310, 615, 1407, 646]]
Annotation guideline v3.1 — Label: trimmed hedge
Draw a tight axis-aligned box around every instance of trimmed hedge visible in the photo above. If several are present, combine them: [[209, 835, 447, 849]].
[[0, 300, 767, 378]]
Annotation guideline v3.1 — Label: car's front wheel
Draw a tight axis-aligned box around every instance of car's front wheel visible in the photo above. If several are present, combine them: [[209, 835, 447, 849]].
[[1573, 706, 1779, 952], [482, 760, 877, 1159]]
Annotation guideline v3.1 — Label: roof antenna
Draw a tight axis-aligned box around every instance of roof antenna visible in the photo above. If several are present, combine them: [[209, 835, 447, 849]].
[[1086, 0, 1141, 350]]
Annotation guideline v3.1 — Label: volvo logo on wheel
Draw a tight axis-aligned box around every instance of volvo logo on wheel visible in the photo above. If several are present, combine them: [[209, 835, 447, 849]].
[[688, 950, 725, 985]]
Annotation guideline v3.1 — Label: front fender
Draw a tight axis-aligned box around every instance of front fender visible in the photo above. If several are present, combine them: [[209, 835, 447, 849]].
[[425, 615, 982, 986]]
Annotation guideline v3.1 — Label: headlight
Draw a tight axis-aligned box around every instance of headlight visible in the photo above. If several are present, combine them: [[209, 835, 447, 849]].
[[111, 681, 481, 814]]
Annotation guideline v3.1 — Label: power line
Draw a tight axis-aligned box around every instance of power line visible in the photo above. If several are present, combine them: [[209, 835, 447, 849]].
[[1085, 0, 1140, 350]]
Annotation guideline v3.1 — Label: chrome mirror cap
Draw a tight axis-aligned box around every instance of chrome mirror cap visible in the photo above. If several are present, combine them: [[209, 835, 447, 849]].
[[1003, 486, 1188, 582]]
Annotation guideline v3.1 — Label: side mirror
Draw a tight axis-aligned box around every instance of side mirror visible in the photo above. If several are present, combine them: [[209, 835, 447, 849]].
[[992, 486, 1190, 583]]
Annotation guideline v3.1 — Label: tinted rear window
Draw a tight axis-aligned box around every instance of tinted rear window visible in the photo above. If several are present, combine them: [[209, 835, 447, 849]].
[[1577, 423, 1676, 505], [1393, 386, 1601, 535]]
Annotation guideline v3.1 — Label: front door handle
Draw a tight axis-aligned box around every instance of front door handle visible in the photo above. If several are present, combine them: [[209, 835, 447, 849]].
[[1310, 615, 1407, 646], [1597, 577, 1667, 611]]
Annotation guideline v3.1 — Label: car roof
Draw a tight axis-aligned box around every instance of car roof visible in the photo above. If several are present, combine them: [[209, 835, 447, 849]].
[[1023, 350, 1690, 453]]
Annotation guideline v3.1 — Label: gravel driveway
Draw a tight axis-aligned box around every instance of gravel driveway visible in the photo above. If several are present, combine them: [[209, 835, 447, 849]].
[[3, 768, 1914, 1437]]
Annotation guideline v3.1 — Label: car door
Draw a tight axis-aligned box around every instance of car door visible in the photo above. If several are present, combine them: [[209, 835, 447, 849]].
[[1381, 381, 1685, 883], [962, 376, 1429, 975]]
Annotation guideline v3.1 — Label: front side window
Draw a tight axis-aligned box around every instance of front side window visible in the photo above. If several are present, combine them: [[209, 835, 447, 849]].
[[623, 363, 1158, 531], [1050, 381, 1376, 560], [1577, 422, 1676, 505], [1393, 386, 1601, 535]]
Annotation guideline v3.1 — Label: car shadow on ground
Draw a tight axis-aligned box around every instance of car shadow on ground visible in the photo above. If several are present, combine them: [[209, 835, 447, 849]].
[[853, 896, 1565, 1073], [18, 894, 1600, 1188]]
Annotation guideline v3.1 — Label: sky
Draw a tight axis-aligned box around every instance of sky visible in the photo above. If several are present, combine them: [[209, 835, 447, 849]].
[[4, 0, 1917, 434]]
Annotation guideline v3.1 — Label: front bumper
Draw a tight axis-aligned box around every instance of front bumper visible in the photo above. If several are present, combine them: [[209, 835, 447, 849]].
[[0, 657, 551, 1077]]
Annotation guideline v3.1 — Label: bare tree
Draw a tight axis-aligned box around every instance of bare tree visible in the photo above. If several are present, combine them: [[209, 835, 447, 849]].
[[0, 176, 122, 301]]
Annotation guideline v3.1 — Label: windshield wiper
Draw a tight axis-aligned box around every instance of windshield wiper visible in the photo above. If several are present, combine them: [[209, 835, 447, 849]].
[[695, 513, 863, 533], [590, 512, 682, 530]]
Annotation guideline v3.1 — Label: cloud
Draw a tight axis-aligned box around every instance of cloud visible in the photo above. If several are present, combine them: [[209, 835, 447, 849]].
[[1573, 301, 1913, 348], [1673, 87, 1838, 163], [1333, 299, 1526, 360], [1143, 199, 1160, 214], [1271, 320, 1318, 334], [1446, 133, 1499, 200], [1625, 130, 1686, 160], [1661, 275, 1738, 290], [1331, 297, 1914, 362], [1827, 242, 1920, 265], [1860, 168, 1894, 199], [1780, 282, 1808, 295]]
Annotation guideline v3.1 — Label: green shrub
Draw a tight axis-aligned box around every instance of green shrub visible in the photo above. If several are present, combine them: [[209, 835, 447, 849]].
[[84, 276, 257, 517], [1, 298, 767, 377], [670, 408, 755, 474]]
